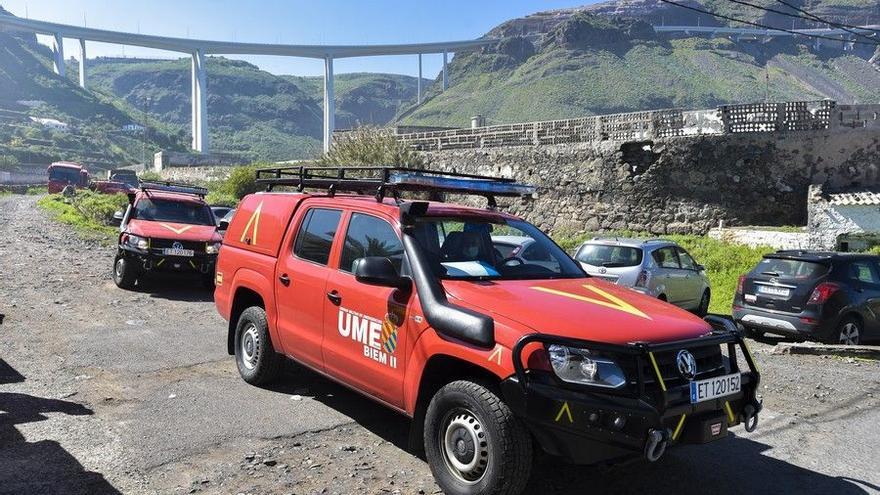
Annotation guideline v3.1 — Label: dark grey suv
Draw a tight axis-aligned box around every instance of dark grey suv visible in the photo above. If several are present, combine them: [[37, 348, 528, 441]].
[[733, 250, 880, 345]]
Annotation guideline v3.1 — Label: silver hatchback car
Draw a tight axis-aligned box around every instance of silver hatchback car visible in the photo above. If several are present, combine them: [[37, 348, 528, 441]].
[[573, 238, 711, 315]]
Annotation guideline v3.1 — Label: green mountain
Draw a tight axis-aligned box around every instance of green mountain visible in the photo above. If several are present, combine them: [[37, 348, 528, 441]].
[[85, 58, 428, 160], [401, 1, 880, 127], [0, 8, 185, 169]]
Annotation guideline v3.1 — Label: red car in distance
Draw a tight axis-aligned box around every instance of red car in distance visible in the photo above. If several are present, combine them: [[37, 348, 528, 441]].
[[47, 161, 89, 193]]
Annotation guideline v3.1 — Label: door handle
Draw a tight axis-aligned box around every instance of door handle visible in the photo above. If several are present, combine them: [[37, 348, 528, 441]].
[[278, 274, 290, 286], [327, 290, 342, 305]]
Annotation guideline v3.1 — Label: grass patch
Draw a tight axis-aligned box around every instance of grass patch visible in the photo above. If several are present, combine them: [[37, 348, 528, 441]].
[[37, 191, 128, 238], [553, 232, 770, 315]]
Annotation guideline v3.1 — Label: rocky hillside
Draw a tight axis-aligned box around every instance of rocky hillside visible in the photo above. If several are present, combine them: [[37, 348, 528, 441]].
[[85, 58, 428, 160], [401, 1, 880, 127], [0, 7, 185, 169]]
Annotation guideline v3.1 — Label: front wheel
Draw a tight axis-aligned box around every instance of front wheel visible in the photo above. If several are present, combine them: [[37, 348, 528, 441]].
[[696, 290, 710, 317], [113, 254, 138, 290], [424, 380, 532, 495], [234, 306, 281, 385]]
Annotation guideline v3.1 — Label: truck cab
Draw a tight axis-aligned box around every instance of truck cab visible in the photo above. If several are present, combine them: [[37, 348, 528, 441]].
[[214, 166, 762, 495], [93, 168, 140, 195], [113, 182, 221, 289], [47, 161, 89, 193]]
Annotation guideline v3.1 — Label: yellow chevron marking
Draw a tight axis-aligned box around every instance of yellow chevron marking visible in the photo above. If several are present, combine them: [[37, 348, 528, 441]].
[[554, 401, 574, 423], [531, 284, 651, 320], [672, 414, 687, 440], [159, 223, 193, 235], [647, 351, 667, 392], [487, 345, 502, 366], [239, 201, 264, 245]]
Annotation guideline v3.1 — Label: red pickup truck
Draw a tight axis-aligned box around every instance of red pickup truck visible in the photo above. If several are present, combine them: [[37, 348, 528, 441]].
[[214, 166, 761, 495], [47, 161, 89, 193]]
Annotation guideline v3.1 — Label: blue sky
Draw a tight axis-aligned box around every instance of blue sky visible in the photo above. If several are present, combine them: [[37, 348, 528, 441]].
[[1, 0, 597, 78]]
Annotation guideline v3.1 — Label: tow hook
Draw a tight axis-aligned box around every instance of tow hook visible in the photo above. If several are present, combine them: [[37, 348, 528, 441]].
[[199, 263, 210, 274], [143, 259, 153, 271], [743, 404, 759, 432], [644, 428, 669, 462]]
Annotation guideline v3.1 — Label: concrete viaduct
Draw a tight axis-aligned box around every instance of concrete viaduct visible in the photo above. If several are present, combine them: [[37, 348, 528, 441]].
[[653, 24, 879, 50], [0, 13, 495, 153]]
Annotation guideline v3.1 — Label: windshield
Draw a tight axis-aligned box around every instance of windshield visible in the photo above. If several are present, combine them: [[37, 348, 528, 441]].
[[110, 171, 139, 186], [575, 244, 643, 268], [412, 216, 584, 280], [131, 198, 215, 226], [49, 167, 82, 183], [753, 257, 829, 279]]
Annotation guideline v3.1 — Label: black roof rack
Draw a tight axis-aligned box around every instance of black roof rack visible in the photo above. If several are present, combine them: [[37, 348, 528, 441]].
[[139, 181, 209, 198], [255, 166, 535, 206]]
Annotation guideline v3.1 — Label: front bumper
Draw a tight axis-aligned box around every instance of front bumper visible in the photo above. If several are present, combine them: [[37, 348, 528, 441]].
[[120, 246, 216, 274], [505, 316, 761, 465]]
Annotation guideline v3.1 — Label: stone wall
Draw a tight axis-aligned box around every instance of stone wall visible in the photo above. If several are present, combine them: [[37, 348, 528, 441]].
[[417, 127, 880, 235], [707, 227, 810, 250]]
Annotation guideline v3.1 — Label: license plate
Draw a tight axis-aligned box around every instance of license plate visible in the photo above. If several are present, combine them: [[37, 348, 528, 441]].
[[757, 285, 790, 297], [690, 373, 741, 404], [162, 248, 194, 257]]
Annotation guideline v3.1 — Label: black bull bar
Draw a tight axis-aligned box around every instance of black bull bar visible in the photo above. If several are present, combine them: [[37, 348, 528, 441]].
[[505, 315, 762, 463]]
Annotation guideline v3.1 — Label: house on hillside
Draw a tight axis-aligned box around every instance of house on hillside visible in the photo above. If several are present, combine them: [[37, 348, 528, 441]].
[[29, 117, 68, 130], [121, 124, 145, 133], [808, 184, 880, 251]]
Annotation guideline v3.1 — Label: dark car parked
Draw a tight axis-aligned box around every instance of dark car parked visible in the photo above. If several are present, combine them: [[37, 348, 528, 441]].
[[733, 251, 880, 345]]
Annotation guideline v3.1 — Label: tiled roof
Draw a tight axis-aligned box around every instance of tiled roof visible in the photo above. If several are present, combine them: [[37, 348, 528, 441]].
[[826, 190, 880, 206]]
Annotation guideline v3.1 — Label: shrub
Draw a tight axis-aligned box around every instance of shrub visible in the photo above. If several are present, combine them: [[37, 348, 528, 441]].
[[0, 154, 19, 170], [321, 127, 424, 167], [138, 170, 162, 182], [38, 191, 128, 237]]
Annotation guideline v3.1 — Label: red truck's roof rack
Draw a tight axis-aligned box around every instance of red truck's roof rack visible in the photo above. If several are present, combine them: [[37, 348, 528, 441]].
[[255, 166, 535, 206], [139, 181, 209, 198]]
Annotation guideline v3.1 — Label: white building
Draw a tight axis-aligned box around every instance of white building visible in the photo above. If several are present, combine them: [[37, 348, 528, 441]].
[[121, 124, 145, 133], [29, 116, 69, 130], [807, 184, 880, 251]]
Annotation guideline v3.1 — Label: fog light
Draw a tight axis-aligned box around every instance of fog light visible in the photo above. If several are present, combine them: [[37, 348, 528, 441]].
[[611, 415, 626, 430], [588, 412, 600, 423]]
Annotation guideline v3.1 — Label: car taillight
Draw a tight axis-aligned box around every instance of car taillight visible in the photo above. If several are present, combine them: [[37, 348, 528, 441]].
[[736, 275, 745, 295], [635, 269, 649, 288], [807, 282, 840, 305]]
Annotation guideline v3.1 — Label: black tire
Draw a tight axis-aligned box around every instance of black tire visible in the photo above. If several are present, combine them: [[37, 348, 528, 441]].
[[658, 294, 668, 302], [696, 290, 710, 317], [424, 380, 532, 495], [737, 322, 764, 339], [831, 316, 862, 346], [112, 254, 138, 290], [234, 306, 281, 385]]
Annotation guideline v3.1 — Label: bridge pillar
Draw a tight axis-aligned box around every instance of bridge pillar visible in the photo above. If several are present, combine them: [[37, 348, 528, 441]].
[[191, 49, 209, 153], [417, 54, 422, 104], [442, 50, 448, 90], [323, 56, 335, 153], [78, 39, 86, 88], [52, 33, 65, 77]]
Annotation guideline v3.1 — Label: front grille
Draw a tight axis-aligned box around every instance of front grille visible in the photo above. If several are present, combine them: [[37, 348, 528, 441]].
[[149, 238, 206, 253], [620, 344, 725, 390]]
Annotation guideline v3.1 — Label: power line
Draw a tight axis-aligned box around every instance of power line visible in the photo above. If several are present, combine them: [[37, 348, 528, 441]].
[[725, 0, 879, 45], [657, 0, 880, 46], [774, 0, 879, 43]]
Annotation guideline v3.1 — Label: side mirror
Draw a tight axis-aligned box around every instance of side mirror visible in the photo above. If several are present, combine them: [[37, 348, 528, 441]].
[[695, 264, 705, 272], [353, 257, 410, 291], [112, 210, 124, 225], [218, 219, 230, 231]]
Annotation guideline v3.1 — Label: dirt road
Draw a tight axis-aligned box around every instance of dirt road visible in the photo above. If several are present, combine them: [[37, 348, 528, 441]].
[[1, 194, 878, 494]]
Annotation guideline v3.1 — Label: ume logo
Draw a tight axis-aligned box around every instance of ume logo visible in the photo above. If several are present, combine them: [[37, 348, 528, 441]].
[[338, 307, 398, 368]]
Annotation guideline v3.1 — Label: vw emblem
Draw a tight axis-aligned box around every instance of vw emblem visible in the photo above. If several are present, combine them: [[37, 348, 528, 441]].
[[172, 241, 184, 250], [599, 267, 607, 274], [676, 350, 698, 381]]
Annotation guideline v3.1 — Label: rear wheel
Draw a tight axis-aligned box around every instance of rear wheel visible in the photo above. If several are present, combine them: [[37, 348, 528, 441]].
[[234, 306, 281, 385], [834, 316, 862, 345], [112, 255, 138, 290], [424, 380, 532, 495]]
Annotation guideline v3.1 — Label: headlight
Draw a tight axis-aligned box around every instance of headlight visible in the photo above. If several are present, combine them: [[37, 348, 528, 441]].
[[205, 242, 222, 254], [547, 344, 626, 388], [126, 234, 149, 251]]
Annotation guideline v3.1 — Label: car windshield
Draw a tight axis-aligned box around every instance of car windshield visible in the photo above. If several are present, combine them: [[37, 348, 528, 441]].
[[132, 198, 215, 226], [412, 216, 584, 280], [575, 244, 643, 267], [49, 167, 81, 183], [754, 257, 829, 279], [110, 172, 138, 186]]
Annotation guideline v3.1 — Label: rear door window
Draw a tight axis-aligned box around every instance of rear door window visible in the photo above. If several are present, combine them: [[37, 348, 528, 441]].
[[652, 247, 680, 269], [293, 208, 342, 265], [848, 260, 880, 284], [339, 213, 404, 273]]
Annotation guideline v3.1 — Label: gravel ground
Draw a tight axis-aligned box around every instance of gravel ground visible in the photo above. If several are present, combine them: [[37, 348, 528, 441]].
[[0, 194, 878, 494]]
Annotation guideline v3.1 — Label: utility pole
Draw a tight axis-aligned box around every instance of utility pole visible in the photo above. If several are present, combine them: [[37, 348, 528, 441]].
[[141, 97, 151, 167]]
